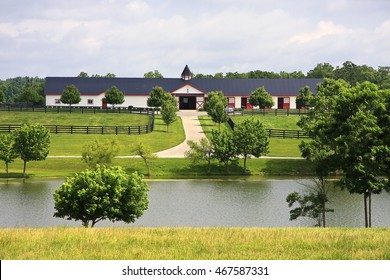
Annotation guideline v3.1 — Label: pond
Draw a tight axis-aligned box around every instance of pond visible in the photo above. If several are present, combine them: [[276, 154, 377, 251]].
[[0, 179, 390, 228]]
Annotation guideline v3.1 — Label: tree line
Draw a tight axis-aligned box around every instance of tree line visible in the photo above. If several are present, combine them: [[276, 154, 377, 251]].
[[1, 61, 389, 105]]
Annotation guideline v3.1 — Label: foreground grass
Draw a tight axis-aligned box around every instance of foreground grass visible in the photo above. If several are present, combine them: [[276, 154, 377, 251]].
[[1, 157, 313, 178], [1, 227, 389, 260]]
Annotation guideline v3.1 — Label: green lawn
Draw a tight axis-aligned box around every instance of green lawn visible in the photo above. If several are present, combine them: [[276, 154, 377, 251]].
[[231, 114, 301, 130], [0, 112, 185, 156], [0, 111, 150, 126], [199, 115, 304, 157], [1, 156, 313, 178], [1, 228, 389, 259]]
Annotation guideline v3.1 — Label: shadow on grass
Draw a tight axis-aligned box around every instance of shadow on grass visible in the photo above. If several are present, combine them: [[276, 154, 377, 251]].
[[262, 158, 314, 176], [0, 173, 25, 179]]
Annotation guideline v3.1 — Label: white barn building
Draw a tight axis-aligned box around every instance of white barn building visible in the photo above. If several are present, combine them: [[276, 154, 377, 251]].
[[44, 65, 322, 110]]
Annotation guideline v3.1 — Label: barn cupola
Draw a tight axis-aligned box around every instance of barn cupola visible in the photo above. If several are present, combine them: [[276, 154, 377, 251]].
[[181, 65, 192, 80]]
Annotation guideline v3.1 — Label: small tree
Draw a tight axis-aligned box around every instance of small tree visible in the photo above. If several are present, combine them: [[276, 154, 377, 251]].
[[185, 138, 213, 174], [249, 86, 274, 109], [81, 139, 120, 169], [204, 91, 228, 130], [105, 86, 125, 109], [12, 124, 50, 177], [286, 189, 333, 227], [233, 119, 269, 173], [53, 165, 149, 228], [147, 86, 167, 107], [60, 84, 81, 112], [161, 94, 177, 132], [210, 129, 237, 171], [131, 142, 157, 177], [0, 134, 18, 175], [296, 86, 314, 109]]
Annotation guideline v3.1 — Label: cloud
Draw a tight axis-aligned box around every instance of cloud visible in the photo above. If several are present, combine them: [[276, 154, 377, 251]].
[[0, 0, 389, 79], [288, 21, 348, 44]]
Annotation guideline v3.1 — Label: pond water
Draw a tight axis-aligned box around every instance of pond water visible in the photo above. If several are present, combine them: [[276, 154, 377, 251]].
[[1, 179, 390, 228]]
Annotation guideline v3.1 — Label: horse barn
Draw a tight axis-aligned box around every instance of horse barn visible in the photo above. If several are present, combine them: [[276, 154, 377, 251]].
[[44, 65, 322, 110]]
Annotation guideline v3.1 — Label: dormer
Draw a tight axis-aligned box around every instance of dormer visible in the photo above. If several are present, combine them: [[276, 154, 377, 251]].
[[181, 65, 192, 80]]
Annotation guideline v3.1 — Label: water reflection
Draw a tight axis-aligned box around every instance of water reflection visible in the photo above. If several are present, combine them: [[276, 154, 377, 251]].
[[0, 179, 389, 228]]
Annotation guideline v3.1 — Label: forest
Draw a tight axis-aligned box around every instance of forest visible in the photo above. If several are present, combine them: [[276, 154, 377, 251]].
[[0, 61, 389, 106]]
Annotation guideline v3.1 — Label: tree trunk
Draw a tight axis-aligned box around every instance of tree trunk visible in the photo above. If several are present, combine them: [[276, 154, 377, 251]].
[[23, 160, 27, 178], [243, 156, 248, 174], [368, 191, 372, 228], [5, 162, 8, 175], [364, 192, 369, 228]]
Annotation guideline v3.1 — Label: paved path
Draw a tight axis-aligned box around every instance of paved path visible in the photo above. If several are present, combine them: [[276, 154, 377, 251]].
[[155, 110, 207, 158]]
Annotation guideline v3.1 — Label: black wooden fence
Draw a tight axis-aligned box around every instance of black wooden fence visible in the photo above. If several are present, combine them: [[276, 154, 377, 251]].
[[0, 123, 154, 135], [227, 117, 309, 139], [228, 108, 308, 116], [0, 104, 157, 115]]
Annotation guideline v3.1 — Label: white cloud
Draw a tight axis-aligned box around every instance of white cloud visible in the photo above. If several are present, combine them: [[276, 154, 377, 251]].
[[288, 21, 348, 44], [0, 0, 389, 79]]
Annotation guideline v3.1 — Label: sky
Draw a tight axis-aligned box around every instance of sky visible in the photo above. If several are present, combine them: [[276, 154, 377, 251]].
[[0, 0, 389, 79]]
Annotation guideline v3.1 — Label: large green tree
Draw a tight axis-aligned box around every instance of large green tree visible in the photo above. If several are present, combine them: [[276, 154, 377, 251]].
[[105, 86, 125, 108], [53, 165, 149, 228], [232, 119, 269, 173], [299, 79, 388, 227], [12, 124, 50, 177], [61, 84, 81, 111], [248, 86, 274, 109], [0, 134, 18, 175]]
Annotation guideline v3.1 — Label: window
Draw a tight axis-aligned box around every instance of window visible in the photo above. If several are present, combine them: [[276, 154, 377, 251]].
[[55, 99, 61, 104], [87, 99, 94, 105]]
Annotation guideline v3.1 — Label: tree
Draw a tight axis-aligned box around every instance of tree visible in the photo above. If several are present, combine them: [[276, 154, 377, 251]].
[[0, 81, 6, 103], [131, 142, 157, 177], [293, 140, 335, 227], [104, 86, 124, 108], [147, 86, 167, 107], [78, 72, 89, 77], [144, 70, 163, 78], [185, 138, 213, 173], [81, 139, 120, 169], [307, 63, 334, 78], [248, 86, 274, 109], [0, 134, 18, 175], [210, 129, 237, 171], [53, 165, 149, 228], [286, 189, 333, 227], [12, 124, 50, 177], [60, 84, 81, 111], [204, 91, 228, 130], [295, 86, 314, 109], [160, 94, 177, 132], [232, 119, 269, 173], [298, 79, 386, 228]]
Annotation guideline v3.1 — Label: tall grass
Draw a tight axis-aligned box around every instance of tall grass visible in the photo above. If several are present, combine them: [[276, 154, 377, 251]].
[[1, 228, 389, 260]]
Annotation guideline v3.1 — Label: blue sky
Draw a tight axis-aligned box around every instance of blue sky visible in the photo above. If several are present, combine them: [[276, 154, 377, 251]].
[[0, 0, 389, 79]]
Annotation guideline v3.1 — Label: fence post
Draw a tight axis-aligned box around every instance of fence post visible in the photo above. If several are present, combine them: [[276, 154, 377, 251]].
[[101, 127, 104, 134], [116, 127, 118, 135], [138, 126, 141, 134], [70, 126, 73, 134]]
